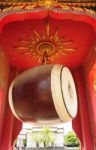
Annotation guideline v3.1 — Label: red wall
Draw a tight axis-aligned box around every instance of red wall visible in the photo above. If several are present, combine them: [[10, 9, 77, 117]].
[[0, 52, 22, 150]]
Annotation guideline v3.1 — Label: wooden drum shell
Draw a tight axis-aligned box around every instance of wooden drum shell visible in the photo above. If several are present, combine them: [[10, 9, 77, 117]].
[[9, 64, 78, 125]]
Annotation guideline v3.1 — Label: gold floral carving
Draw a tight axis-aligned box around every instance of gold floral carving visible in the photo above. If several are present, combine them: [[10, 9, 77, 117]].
[[38, 0, 57, 7], [14, 21, 76, 64]]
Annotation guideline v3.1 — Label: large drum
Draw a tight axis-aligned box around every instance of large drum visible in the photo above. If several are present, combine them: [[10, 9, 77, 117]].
[[9, 64, 78, 125]]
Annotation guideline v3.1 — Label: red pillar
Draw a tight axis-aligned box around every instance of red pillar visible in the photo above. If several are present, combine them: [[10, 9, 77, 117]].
[[86, 68, 96, 148], [0, 50, 22, 150], [84, 42, 96, 148], [0, 97, 22, 150], [72, 67, 94, 150]]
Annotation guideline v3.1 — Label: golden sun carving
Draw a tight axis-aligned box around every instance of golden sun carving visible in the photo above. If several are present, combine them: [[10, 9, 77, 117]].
[[14, 21, 76, 64]]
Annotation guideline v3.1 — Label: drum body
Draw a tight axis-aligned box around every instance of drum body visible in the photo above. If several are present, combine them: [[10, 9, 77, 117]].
[[9, 64, 78, 125]]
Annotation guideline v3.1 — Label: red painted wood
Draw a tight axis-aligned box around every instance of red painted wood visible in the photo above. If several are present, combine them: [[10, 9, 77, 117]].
[[11, 117, 22, 147], [72, 67, 94, 150], [88, 71, 96, 148], [0, 8, 96, 150], [0, 100, 15, 150], [0, 51, 9, 143], [72, 97, 83, 146], [84, 42, 96, 148], [0, 11, 96, 69], [0, 102, 22, 150], [0, 67, 22, 150]]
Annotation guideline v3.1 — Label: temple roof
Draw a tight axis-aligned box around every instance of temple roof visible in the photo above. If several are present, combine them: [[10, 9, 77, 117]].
[[0, 0, 96, 2], [0, 0, 96, 12]]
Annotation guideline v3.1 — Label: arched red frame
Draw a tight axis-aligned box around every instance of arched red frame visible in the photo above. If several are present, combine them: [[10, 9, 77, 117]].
[[0, 10, 96, 150]]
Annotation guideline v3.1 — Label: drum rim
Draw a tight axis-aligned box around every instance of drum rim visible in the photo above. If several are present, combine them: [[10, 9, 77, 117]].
[[9, 80, 23, 122], [60, 66, 72, 118], [51, 65, 72, 122], [51, 64, 78, 122], [60, 66, 78, 118]]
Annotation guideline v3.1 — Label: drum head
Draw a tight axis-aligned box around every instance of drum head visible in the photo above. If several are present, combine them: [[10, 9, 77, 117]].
[[51, 65, 78, 122]]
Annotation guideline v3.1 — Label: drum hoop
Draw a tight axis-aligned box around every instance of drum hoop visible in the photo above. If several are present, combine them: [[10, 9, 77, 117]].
[[9, 81, 22, 122], [51, 64, 72, 122], [60, 66, 73, 118]]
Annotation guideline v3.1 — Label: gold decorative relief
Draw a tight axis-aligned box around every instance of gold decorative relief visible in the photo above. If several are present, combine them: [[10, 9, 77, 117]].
[[38, 0, 57, 8], [14, 21, 76, 64]]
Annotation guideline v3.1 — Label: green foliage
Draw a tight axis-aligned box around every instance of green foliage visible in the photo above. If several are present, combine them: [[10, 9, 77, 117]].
[[30, 127, 55, 147], [23, 139, 27, 146], [30, 131, 42, 147], [41, 127, 55, 147], [64, 131, 80, 147]]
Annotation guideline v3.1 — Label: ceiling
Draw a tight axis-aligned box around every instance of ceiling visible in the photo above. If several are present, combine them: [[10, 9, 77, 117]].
[[0, 13, 96, 70]]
